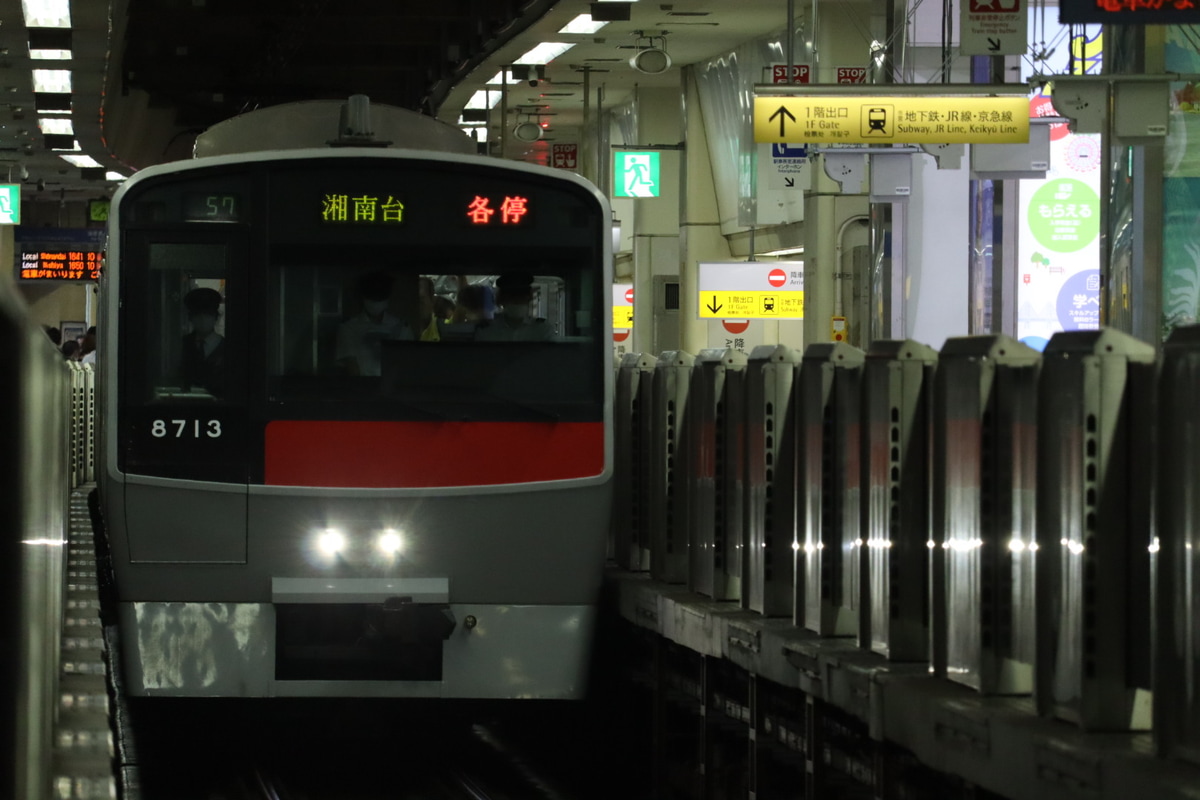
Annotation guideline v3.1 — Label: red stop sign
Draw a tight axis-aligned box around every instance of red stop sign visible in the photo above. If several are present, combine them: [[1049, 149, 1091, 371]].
[[613, 329, 631, 342], [722, 319, 750, 334], [624, 288, 634, 303], [768, 268, 787, 288]]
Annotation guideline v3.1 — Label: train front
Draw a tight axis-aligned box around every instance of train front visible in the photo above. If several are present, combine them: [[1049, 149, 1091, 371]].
[[98, 149, 613, 698]]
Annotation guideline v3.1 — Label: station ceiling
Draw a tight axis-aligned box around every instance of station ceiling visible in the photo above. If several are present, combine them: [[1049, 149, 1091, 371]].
[[0, 0, 881, 203]]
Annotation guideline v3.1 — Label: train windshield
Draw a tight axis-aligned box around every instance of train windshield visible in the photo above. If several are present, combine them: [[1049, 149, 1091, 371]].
[[266, 258, 601, 420], [119, 155, 607, 435]]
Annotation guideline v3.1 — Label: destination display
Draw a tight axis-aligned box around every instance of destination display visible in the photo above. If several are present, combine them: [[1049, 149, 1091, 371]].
[[753, 95, 1030, 144], [19, 249, 102, 280], [1060, 0, 1200, 24]]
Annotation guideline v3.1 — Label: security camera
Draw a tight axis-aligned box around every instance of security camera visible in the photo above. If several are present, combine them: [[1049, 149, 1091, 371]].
[[529, 79, 539, 87]]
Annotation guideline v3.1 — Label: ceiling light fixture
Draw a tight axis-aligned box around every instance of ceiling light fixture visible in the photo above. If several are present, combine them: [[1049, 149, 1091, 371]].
[[464, 89, 502, 110], [38, 117, 73, 134], [59, 154, 101, 168], [515, 42, 574, 65], [32, 69, 71, 93], [22, 0, 71, 28], [559, 14, 608, 35]]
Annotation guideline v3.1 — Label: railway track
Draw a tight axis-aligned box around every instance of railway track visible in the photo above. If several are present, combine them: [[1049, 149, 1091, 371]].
[[115, 697, 597, 800]]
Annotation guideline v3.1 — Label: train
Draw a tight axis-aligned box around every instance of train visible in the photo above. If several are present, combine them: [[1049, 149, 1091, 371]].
[[95, 100, 614, 698]]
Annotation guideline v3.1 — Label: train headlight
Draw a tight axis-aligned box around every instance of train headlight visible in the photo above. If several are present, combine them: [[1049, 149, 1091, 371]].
[[317, 528, 346, 556], [378, 529, 403, 555]]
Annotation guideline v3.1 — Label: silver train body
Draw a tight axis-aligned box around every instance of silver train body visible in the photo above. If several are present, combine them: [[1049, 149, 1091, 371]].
[[98, 105, 613, 698]]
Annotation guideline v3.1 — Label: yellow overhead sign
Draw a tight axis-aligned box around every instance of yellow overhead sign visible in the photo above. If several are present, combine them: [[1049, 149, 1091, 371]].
[[753, 95, 1030, 145], [700, 291, 805, 320], [613, 306, 634, 329]]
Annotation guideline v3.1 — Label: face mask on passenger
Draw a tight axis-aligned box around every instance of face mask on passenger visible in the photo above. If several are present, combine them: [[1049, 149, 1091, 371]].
[[503, 303, 530, 321], [191, 314, 217, 335], [363, 299, 389, 316]]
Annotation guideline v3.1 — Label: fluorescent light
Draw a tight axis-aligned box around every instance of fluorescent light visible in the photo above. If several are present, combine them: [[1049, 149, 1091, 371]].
[[22, 0, 71, 28], [60, 154, 101, 168], [486, 70, 506, 85], [559, 14, 607, 34], [30, 48, 71, 60], [758, 246, 805, 257], [515, 42, 574, 65], [465, 89, 502, 110], [39, 117, 73, 134], [32, 69, 71, 93], [106, 172, 127, 181]]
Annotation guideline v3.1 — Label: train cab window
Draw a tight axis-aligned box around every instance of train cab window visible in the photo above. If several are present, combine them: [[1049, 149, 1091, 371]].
[[140, 243, 232, 402], [265, 256, 603, 419]]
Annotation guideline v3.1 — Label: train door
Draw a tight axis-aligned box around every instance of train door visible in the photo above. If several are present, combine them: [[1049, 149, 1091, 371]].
[[118, 231, 250, 564]]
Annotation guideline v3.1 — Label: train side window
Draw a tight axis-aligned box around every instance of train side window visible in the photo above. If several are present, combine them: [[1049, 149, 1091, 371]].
[[142, 243, 231, 402]]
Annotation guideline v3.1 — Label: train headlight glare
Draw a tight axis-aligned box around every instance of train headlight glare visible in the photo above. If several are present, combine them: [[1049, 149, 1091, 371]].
[[378, 529, 403, 555], [318, 529, 345, 556]]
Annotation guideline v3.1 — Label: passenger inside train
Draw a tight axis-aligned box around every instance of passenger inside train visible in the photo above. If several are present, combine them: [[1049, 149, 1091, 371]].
[[266, 259, 597, 413], [335, 270, 412, 376], [475, 272, 556, 342], [180, 287, 227, 396]]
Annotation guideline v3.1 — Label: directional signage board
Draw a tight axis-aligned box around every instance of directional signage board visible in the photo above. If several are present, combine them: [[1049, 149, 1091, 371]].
[[613, 151, 661, 198], [961, 0, 1028, 56], [753, 95, 1030, 144], [698, 261, 804, 320], [762, 142, 810, 190], [612, 283, 634, 330]]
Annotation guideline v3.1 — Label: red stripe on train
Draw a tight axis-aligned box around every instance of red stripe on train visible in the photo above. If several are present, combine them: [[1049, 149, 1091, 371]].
[[264, 420, 605, 488]]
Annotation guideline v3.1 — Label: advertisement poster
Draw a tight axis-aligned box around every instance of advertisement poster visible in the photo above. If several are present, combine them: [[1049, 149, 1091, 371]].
[[1016, 34, 1102, 350], [1162, 29, 1200, 336]]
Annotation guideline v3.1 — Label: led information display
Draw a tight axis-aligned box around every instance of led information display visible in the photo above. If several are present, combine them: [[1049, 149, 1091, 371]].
[[321, 192, 406, 223], [184, 193, 241, 222], [318, 192, 533, 226], [753, 95, 1030, 144], [1060, 0, 1200, 24], [465, 194, 530, 225], [20, 249, 102, 280]]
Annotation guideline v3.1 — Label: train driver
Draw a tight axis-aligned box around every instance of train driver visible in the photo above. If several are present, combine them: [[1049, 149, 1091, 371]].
[[475, 272, 554, 342], [336, 270, 413, 376], [181, 287, 227, 396]]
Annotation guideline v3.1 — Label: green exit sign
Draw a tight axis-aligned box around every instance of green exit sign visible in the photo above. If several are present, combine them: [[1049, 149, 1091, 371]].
[[0, 184, 20, 225], [613, 151, 660, 198]]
